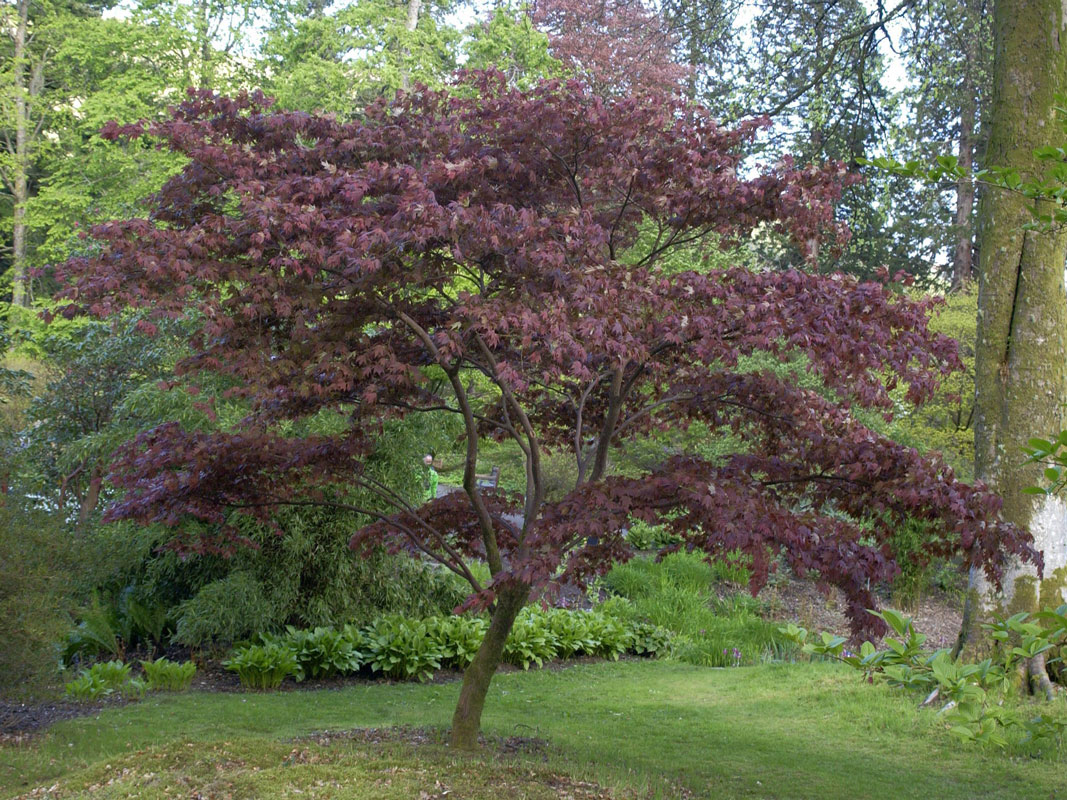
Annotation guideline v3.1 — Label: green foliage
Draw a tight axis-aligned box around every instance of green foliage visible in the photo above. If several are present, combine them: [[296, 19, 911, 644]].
[[874, 289, 977, 482], [221, 607, 668, 689], [886, 517, 943, 609], [224, 643, 302, 690], [625, 620, 674, 657], [624, 519, 683, 551], [285, 625, 363, 679], [462, 4, 561, 89], [424, 615, 490, 669], [172, 571, 277, 649], [64, 660, 146, 702], [361, 616, 445, 682], [0, 501, 75, 694], [261, 0, 458, 113], [502, 608, 561, 670], [63, 594, 124, 664], [782, 605, 1067, 751], [542, 608, 599, 659], [11, 315, 191, 520], [1023, 431, 1067, 496], [140, 657, 196, 692], [604, 551, 790, 667]]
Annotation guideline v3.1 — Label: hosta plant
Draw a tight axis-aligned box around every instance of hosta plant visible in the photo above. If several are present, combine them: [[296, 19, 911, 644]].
[[362, 616, 445, 682], [626, 620, 674, 657], [141, 657, 197, 691], [65, 660, 146, 701], [224, 642, 301, 689], [286, 625, 363, 678], [425, 615, 489, 669], [503, 608, 560, 669]]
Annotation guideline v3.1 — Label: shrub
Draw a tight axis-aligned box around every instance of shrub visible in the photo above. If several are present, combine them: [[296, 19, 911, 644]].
[[286, 625, 363, 678], [140, 657, 196, 691], [157, 520, 469, 649], [361, 616, 445, 681], [64, 660, 146, 701], [172, 571, 281, 648], [886, 517, 945, 610], [0, 502, 76, 694], [224, 642, 301, 689]]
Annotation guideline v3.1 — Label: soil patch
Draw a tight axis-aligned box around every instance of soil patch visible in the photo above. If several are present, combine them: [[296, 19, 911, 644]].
[[0, 696, 130, 742]]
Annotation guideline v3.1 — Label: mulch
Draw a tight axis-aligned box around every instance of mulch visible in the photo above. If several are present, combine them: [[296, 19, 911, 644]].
[[0, 697, 131, 744]]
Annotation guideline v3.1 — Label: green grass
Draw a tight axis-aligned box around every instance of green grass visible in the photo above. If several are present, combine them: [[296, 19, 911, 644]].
[[604, 552, 795, 666], [4, 661, 1065, 799]]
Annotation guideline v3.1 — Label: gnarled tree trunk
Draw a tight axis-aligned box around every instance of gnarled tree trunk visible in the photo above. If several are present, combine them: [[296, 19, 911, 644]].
[[957, 0, 1067, 655], [450, 582, 529, 749]]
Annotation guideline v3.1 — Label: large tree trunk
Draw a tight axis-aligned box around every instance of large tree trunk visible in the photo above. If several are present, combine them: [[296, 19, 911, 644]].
[[11, 0, 30, 307], [450, 582, 529, 749], [958, 0, 1067, 655]]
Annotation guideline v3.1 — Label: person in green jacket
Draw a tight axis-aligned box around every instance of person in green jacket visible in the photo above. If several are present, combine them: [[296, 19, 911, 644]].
[[423, 453, 438, 502]]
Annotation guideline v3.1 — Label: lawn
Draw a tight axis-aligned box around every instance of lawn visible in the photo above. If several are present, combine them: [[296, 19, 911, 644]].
[[3, 661, 1065, 799]]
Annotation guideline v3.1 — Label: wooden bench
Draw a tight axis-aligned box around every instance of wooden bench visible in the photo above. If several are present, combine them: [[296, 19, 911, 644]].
[[475, 465, 500, 490]]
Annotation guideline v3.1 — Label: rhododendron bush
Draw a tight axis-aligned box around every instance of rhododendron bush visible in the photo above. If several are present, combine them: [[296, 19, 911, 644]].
[[58, 74, 1036, 748]]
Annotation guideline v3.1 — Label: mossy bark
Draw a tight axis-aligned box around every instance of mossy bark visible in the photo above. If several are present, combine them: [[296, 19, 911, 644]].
[[960, 0, 1067, 655], [450, 582, 529, 750]]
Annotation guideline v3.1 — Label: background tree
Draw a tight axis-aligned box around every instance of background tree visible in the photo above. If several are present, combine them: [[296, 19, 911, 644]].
[[897, 0, 992, 290], [530, 0, 689, 96], [0, 0, 112, 305], [60, 78, 1035, 747], [260, 0, 458, 113]]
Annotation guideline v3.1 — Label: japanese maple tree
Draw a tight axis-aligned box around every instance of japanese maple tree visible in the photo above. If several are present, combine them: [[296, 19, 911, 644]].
[[59, 74, 1036, 748]]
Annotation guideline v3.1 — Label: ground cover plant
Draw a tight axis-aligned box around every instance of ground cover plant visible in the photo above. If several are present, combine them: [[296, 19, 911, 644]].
[[5, 661, 1067, 799], [222, 608, 670, 688], [58, 75, 1035, 748]]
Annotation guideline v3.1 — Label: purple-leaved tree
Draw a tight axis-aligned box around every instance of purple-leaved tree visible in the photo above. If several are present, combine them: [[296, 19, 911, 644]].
[[59, 74, 1036, 748]]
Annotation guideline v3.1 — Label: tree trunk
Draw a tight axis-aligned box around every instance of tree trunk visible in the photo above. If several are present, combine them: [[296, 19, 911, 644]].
[[77, 466, 104, 530], [196, 0, 213, 86], [949, 4, 979, 292], [958, 0, 1067, 656], [11, 0, 30, 307], [450, 582, 529, 749], [399, 0, 421, 91]]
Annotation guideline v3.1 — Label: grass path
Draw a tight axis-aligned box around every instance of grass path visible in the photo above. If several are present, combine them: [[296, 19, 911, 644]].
[[3, 661, 1065, 799]]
